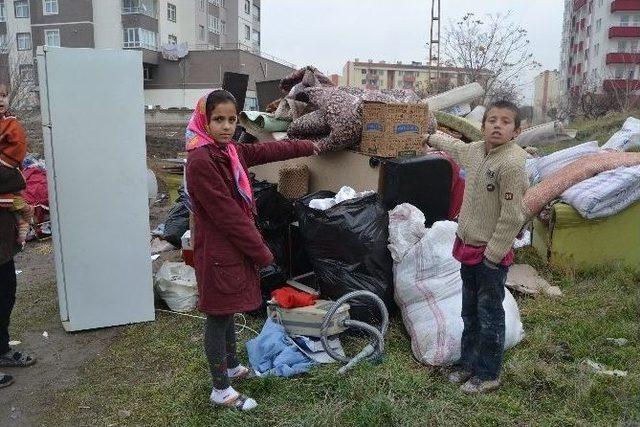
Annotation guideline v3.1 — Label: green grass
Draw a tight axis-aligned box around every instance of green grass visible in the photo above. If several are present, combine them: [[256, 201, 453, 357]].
[[534, 109, 640, 156], [42, 249, 640, 426]]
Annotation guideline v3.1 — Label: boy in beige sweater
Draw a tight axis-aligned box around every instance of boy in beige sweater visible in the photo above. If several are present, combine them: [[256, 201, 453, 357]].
[[424, 100, 528, 394]]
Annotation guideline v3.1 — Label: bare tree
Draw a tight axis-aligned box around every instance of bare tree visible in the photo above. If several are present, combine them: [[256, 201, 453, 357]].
[[441, 12, 541, 103], [0, 45, 39, 116]]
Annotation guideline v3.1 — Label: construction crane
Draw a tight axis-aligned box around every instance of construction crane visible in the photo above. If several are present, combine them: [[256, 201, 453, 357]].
[[427, 0, 441, 91]]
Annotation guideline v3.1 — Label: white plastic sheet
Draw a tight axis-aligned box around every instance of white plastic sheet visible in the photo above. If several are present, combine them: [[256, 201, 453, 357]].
[[155, 262, 198, 312]]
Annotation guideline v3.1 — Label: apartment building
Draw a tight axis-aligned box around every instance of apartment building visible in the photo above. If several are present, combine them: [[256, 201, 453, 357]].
[[533, 70, 561, 124], [560, 0, 640, 94], [341, 59, 492, 93], [0, 0, 290, 108]]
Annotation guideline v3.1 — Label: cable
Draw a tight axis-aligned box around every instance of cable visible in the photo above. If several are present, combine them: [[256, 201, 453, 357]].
[[154, 309, 260, 336]]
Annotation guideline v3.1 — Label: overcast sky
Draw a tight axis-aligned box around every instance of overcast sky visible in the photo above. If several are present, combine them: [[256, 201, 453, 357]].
[[262, 0, 564, 103]]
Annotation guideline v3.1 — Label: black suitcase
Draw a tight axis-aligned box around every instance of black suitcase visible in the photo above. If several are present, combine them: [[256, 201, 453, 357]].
[[379, 154, 453, 226]]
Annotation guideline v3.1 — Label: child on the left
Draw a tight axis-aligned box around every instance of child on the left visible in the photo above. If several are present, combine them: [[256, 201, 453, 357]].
[[0, 83, 32, 247]]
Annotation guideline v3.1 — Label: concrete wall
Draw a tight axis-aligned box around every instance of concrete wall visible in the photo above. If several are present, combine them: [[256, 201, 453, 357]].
[[143, 48, 294, 91], [144, 87, 258, 109], [144, 107, 192, 124], [93, 0, 122, 49]]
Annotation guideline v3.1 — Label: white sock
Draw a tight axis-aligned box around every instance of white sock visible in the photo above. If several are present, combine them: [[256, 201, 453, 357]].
[[227, 365, 248, 378], [210, 386, 258, 411], [210, 386, 239, 404]]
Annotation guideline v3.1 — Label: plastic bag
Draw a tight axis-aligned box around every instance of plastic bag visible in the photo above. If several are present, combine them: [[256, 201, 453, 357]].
[[163, 186, 190, 247], [601, 117, 640, 152], [389, 204, 524, 366], [253, 179, 294, 267], [155, 262, 198, 312], [295, 191, 394, 322]]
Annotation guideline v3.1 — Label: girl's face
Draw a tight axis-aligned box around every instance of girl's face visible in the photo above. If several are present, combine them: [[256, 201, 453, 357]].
[[208, 101, 238, 143]]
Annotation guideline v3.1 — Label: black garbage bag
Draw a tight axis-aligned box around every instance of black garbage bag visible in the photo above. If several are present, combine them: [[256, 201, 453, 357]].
[[295, 191, 394, 322], [252, 179, 294, 267], [163, 185, 190, 247]]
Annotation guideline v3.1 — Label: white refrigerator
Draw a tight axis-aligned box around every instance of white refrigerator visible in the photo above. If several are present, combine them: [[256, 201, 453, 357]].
[[36, 46, 155, 331]]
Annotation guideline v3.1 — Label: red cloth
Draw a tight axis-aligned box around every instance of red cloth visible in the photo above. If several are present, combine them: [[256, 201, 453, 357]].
[[22, 167, 48, 207], [445, 155, 465, 220], [452, 236, 514, 267], [186, 139, 315, 316], [271, 286, 317, 309]]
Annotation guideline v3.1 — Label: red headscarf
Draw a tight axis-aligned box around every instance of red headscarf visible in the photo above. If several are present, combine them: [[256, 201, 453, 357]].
[[185, 91, 254, 212]]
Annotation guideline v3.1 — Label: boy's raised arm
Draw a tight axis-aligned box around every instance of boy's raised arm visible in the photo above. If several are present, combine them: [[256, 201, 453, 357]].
[[423, 133, 470, 167]]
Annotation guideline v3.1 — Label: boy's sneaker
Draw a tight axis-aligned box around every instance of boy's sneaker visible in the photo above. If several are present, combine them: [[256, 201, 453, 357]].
[[460, 376, 501, 394], [447, 369, 473, 385]]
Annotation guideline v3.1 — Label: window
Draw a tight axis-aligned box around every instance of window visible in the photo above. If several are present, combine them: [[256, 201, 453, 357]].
[[16, 32, 31, 50], [598, 0, 603, 6], [220, 20, 226, 34], [19, 64, 33, 81], [594, 43, 600, 56], [361, 69, 366, 75], [14, 0, 29, 18], [252, 4, 259, 19], [123, 28, 157, 50], [244, 24, 250, 40], [244, 0, 250, 14], [167, 3, 176, 22], [143, 65, 153, 81], [595, 18, 601, 32], [615, 66, 625, 79], [122, 0, 157, 17], [0, 2, 6, 22], [634, 15, 640, 26], [585, 48, 589, 59], [168, 34, 177, 44], [252, 29, 260, 44], [208, 15, 221, 34], [44, 29, 60, 47], [618, 40, 628, 52], [361, 79, 366, 84], [0, 34, 7, 53], [621, 15, 630, 27], [43, 0, 58, 15], [198, 25, 205, 40], [199, 0, 205, 11], [631, 40, 639, 53]]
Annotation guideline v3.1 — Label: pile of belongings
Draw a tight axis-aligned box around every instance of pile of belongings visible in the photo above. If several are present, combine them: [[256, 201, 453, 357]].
[[268, 66, 425, 152], [388, 203, 525, 366], [246, 285, 345, 378], [523, 117, 640, 220]]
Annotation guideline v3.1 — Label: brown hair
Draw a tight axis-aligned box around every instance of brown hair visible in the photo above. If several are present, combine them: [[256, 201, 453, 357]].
[[205, 89, 238, 122]]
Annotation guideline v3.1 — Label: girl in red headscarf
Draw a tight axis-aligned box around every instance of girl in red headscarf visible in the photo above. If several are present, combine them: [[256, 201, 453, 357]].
[[185, 90, 316, 411]]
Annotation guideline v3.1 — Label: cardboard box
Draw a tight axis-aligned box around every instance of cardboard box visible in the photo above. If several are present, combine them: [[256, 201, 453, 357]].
[[360, 102, 429, 158]]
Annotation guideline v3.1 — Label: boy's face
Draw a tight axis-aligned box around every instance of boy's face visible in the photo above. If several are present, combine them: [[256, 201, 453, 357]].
[[0, 85, 8, 115], [482, 107, 521, 147], [207, 101, 237, 143]]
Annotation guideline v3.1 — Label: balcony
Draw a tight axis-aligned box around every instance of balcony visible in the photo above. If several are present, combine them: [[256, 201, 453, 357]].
[[611, 0, 640, 12], [603, 79, 640, 90], [606, 52, 640, 64], [609, 26, 640, 37], [122, 0, 158, 18], [573, 0, 587, 10]]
